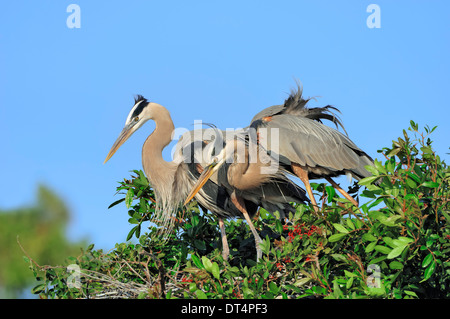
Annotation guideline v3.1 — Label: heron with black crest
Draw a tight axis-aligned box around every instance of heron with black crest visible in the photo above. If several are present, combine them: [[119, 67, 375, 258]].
[[104, 95, 308, 261]]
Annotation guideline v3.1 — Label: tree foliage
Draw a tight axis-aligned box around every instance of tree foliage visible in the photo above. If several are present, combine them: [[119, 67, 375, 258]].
[[27, 122, 449, 299], [0, 185, 85, 298]]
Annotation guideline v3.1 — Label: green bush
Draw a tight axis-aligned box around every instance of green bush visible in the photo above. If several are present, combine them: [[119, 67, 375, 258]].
[[26, 122, 449, 299]]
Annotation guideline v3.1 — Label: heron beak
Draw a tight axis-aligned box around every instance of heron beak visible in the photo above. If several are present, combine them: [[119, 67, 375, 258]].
[[184, 160, 219, 206], [103, 122, 136, 164]]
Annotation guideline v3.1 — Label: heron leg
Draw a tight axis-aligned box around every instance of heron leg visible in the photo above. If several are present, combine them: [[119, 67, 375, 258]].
[[325, 177, 359, 207], [230, 191, 262, 261], [291, 163, 319, 213], [218, 217, 230, 261]]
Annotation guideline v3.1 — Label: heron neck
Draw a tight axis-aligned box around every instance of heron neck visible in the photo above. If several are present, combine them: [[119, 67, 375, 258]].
[[142, 105, 176, 182]]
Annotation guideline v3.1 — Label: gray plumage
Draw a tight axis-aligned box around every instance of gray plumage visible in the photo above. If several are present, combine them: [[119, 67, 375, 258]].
[[176, 128, 308, 220], [250, 85, 373, 181], [186, 83, 375, 220]]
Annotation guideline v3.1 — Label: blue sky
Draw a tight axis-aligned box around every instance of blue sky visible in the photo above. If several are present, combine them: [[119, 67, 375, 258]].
[[1, 1, 449, 250]]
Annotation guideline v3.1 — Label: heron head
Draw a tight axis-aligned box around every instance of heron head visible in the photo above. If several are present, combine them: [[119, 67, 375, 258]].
[[104, 95, 155, 164]]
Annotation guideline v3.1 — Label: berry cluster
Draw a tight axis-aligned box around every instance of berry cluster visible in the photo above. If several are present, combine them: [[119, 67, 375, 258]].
[[180, 276, 193, 283], [275, 256, 292, 271], [283, 223, 319, 243]]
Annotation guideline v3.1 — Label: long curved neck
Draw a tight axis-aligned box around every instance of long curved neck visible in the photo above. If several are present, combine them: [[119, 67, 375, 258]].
[[142, 104, 176, 185]]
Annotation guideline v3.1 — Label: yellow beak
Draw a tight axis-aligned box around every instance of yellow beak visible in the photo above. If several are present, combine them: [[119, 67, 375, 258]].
[[103, 122, 135, 164], [184, 161, 219, 206]]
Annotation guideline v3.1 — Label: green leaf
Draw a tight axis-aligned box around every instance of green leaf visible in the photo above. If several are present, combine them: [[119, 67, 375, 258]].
[[189, 282, 197, 293], [325, 186, 336, 202], [269, 282, 280, 294], [405, 178, 417, 189], [421, 181, 439, 188], [128, 218, 139, 224], [191, 255, 204, 269], [346, 277, 354, 289], [294, 277, 312, 287], [365, 164, 379, 175], [385, 187, 400, 198], [202, 256, 213, 272], [397, 237, 414, 244], [126, 225, 138, 241], [374, 245, 392, 255], [389, 261, 404, 270], [195, 290, 208, 299], [346, 218, 356, 230], [333, 223, 349, 234], [404, 193, 419, 204], [374, 159, 387, 174], [125, 188, 134, 209], [422, 253, 433, 268], [331, 254, 348, 263], [404, 290, 418, 298], [421, 261, 436, 282], [108, 198, 125, 209], [329, 233, 347, 242], [386, 158, 396, 173], [362, 233, 377, 242], [371, 255, 387, 264], [365, 241, 377, 253], [31, 284, 46, 294], [365, 183, 382, 192], [407, 172, 421, 183], [211, 262, 220, 280], [260, 236, 271, 255], [275, 219, 283, 234], [359, 175, 380, 186], [392, 238, 411, 248], [383, 236, 396, 248], [344, 270, 357, 278], [242, 266, 249, 277], [371, 211, 403, 227], [385, 215, 403, 226], [135, 170, 149, 187], [387, 246, 406, 259], [421, 146, 433, 155], [386, 147, 400, 158]]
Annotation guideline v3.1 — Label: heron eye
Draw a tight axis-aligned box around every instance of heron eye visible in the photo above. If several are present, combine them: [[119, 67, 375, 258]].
[[134, 116, 139, 122]]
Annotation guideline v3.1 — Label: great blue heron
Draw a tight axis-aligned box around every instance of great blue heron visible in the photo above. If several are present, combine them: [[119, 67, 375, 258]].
[[104, 95, 308, 260], [174, 128, 308, 260], [185, 85, 374, 215]]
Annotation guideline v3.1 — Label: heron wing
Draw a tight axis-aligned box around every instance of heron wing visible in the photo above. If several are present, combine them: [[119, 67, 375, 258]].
[[257, 114, 373, 178]]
